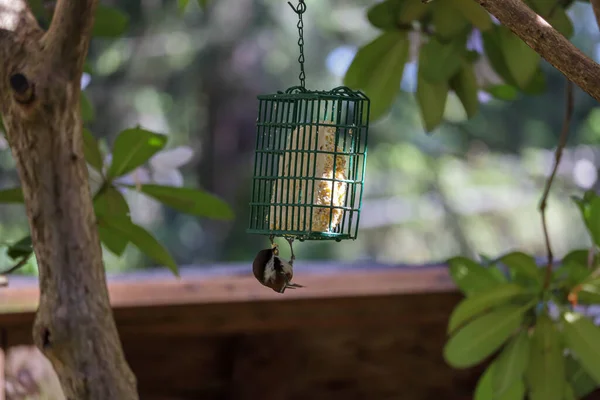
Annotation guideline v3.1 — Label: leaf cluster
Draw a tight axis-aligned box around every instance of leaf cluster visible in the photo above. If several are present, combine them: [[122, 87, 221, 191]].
[[345, 0, 574, 130], [445, 191, 600, 399], [0, 1, 230, 277]]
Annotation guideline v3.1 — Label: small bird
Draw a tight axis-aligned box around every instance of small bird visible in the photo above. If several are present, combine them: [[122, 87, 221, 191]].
[[253, 237, 304, 293]]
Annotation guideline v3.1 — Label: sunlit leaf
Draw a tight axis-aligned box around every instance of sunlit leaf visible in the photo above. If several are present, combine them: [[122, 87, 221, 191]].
[[128, 184, 234, 220], [0, 187, 24, 203], [97, 215, 178, 276], [107, 127, 167, 179], [526, 314, 565, 400], [448, 283, 533, 334], [92, 5, 129, 38], [448, 256, 501, 295], [563, 312, 600, 383], [444, 305, 525, 368]]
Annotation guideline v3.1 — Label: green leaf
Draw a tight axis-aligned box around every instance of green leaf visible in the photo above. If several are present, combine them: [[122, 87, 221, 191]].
[[419, 36, 466, 83], [521, 67, 547, 95], [92, 5, 129, 38], [527, 0, 574, 38], [83, 61, 94, 75], [93, 186, 130, 218], [448, 283, 533, 334], [443, 305, 526, 368], [344, 31, 409, 120], [498, 26, 540, 90], [485, 84, 519, 101], [566, 355, 598, 398], [548, 9, 574, 38], [563, 312, 600, 383], [416, 71, 448, 132], [367, 0, 401, 31], [432, 0, 470, 40], [475, 362, 526, 400], [80, 92, 94, 122], [562, 249, 593, 269], [482, 27, 519, 86], [448, 256, 501, 296], [7, 236, 33, 260], [397, 0, 430, 23], [582, 193, 600, 247], [97, 215, 179, 276], [449, 0, 492, 31], [83, 129, 103, 172], [98, 225, 128, 256], [526, 314, 565, 400], [178, 0, 190, 12], [107, 127, 167, 179], [499, 251, 542, 288], [449, 61, 479, 118], [493, 330, 530, 395], [0, 187, 24, 203], [197, 0, 210, 9], [94, 187, 131, 255], [130, 184, 234, 220]]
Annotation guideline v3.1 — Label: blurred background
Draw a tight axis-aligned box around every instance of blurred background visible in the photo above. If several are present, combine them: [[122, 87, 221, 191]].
[[2, 0, 600, 275]]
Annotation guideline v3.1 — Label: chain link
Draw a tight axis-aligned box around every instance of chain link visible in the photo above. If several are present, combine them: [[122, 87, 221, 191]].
[[288, 1, 306, 88]]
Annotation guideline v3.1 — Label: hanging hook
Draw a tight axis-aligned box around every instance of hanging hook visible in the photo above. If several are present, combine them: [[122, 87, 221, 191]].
[[287, 0, 306, 14]]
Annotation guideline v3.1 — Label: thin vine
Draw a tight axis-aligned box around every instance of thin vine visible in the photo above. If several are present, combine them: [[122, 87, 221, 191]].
[[538, 79, 574, 289]]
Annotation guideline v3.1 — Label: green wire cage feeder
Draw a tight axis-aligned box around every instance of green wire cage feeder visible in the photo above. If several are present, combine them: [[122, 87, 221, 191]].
[[247, 0, 370, 242]]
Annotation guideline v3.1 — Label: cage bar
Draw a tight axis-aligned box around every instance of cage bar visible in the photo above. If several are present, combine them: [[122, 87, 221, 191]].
[[247, 86, 370, 241]]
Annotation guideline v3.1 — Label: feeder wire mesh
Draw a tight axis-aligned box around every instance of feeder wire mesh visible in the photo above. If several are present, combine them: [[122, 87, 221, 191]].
[[246, 1, 370, 242]]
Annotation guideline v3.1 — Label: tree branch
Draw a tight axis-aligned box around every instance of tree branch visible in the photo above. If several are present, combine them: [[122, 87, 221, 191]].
[[43, 0, 98, 79], [475, 0, 600, 102], [0, 0, 138, 399]]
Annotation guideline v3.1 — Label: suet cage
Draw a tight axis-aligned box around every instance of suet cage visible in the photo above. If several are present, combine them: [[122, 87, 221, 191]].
[[246, 1, 370, 242]]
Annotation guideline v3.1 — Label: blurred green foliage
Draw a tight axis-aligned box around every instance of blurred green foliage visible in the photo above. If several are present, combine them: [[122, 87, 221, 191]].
[[0, 0, 599, 274]]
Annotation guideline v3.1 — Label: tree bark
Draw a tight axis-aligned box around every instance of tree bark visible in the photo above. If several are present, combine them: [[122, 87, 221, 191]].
[[476, 0, 600, 103], [0, 1, 138, 399]]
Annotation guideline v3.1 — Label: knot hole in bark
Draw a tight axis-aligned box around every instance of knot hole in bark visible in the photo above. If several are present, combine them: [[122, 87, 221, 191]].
[[9, 73, 36, 105], [41, 327, 51, 349]]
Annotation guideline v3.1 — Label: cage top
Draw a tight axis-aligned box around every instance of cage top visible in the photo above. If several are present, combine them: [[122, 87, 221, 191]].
[[257, 85, 369, 101]]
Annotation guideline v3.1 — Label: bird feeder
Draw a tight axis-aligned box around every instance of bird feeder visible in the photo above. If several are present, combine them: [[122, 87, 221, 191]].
[[247, 0, 370, 242]]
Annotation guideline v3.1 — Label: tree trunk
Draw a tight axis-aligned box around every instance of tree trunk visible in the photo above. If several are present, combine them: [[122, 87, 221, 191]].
[[0, 1, 138, 398]]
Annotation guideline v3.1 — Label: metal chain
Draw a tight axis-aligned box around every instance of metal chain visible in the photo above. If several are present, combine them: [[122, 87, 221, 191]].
[[288, 1, 306, 88]]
